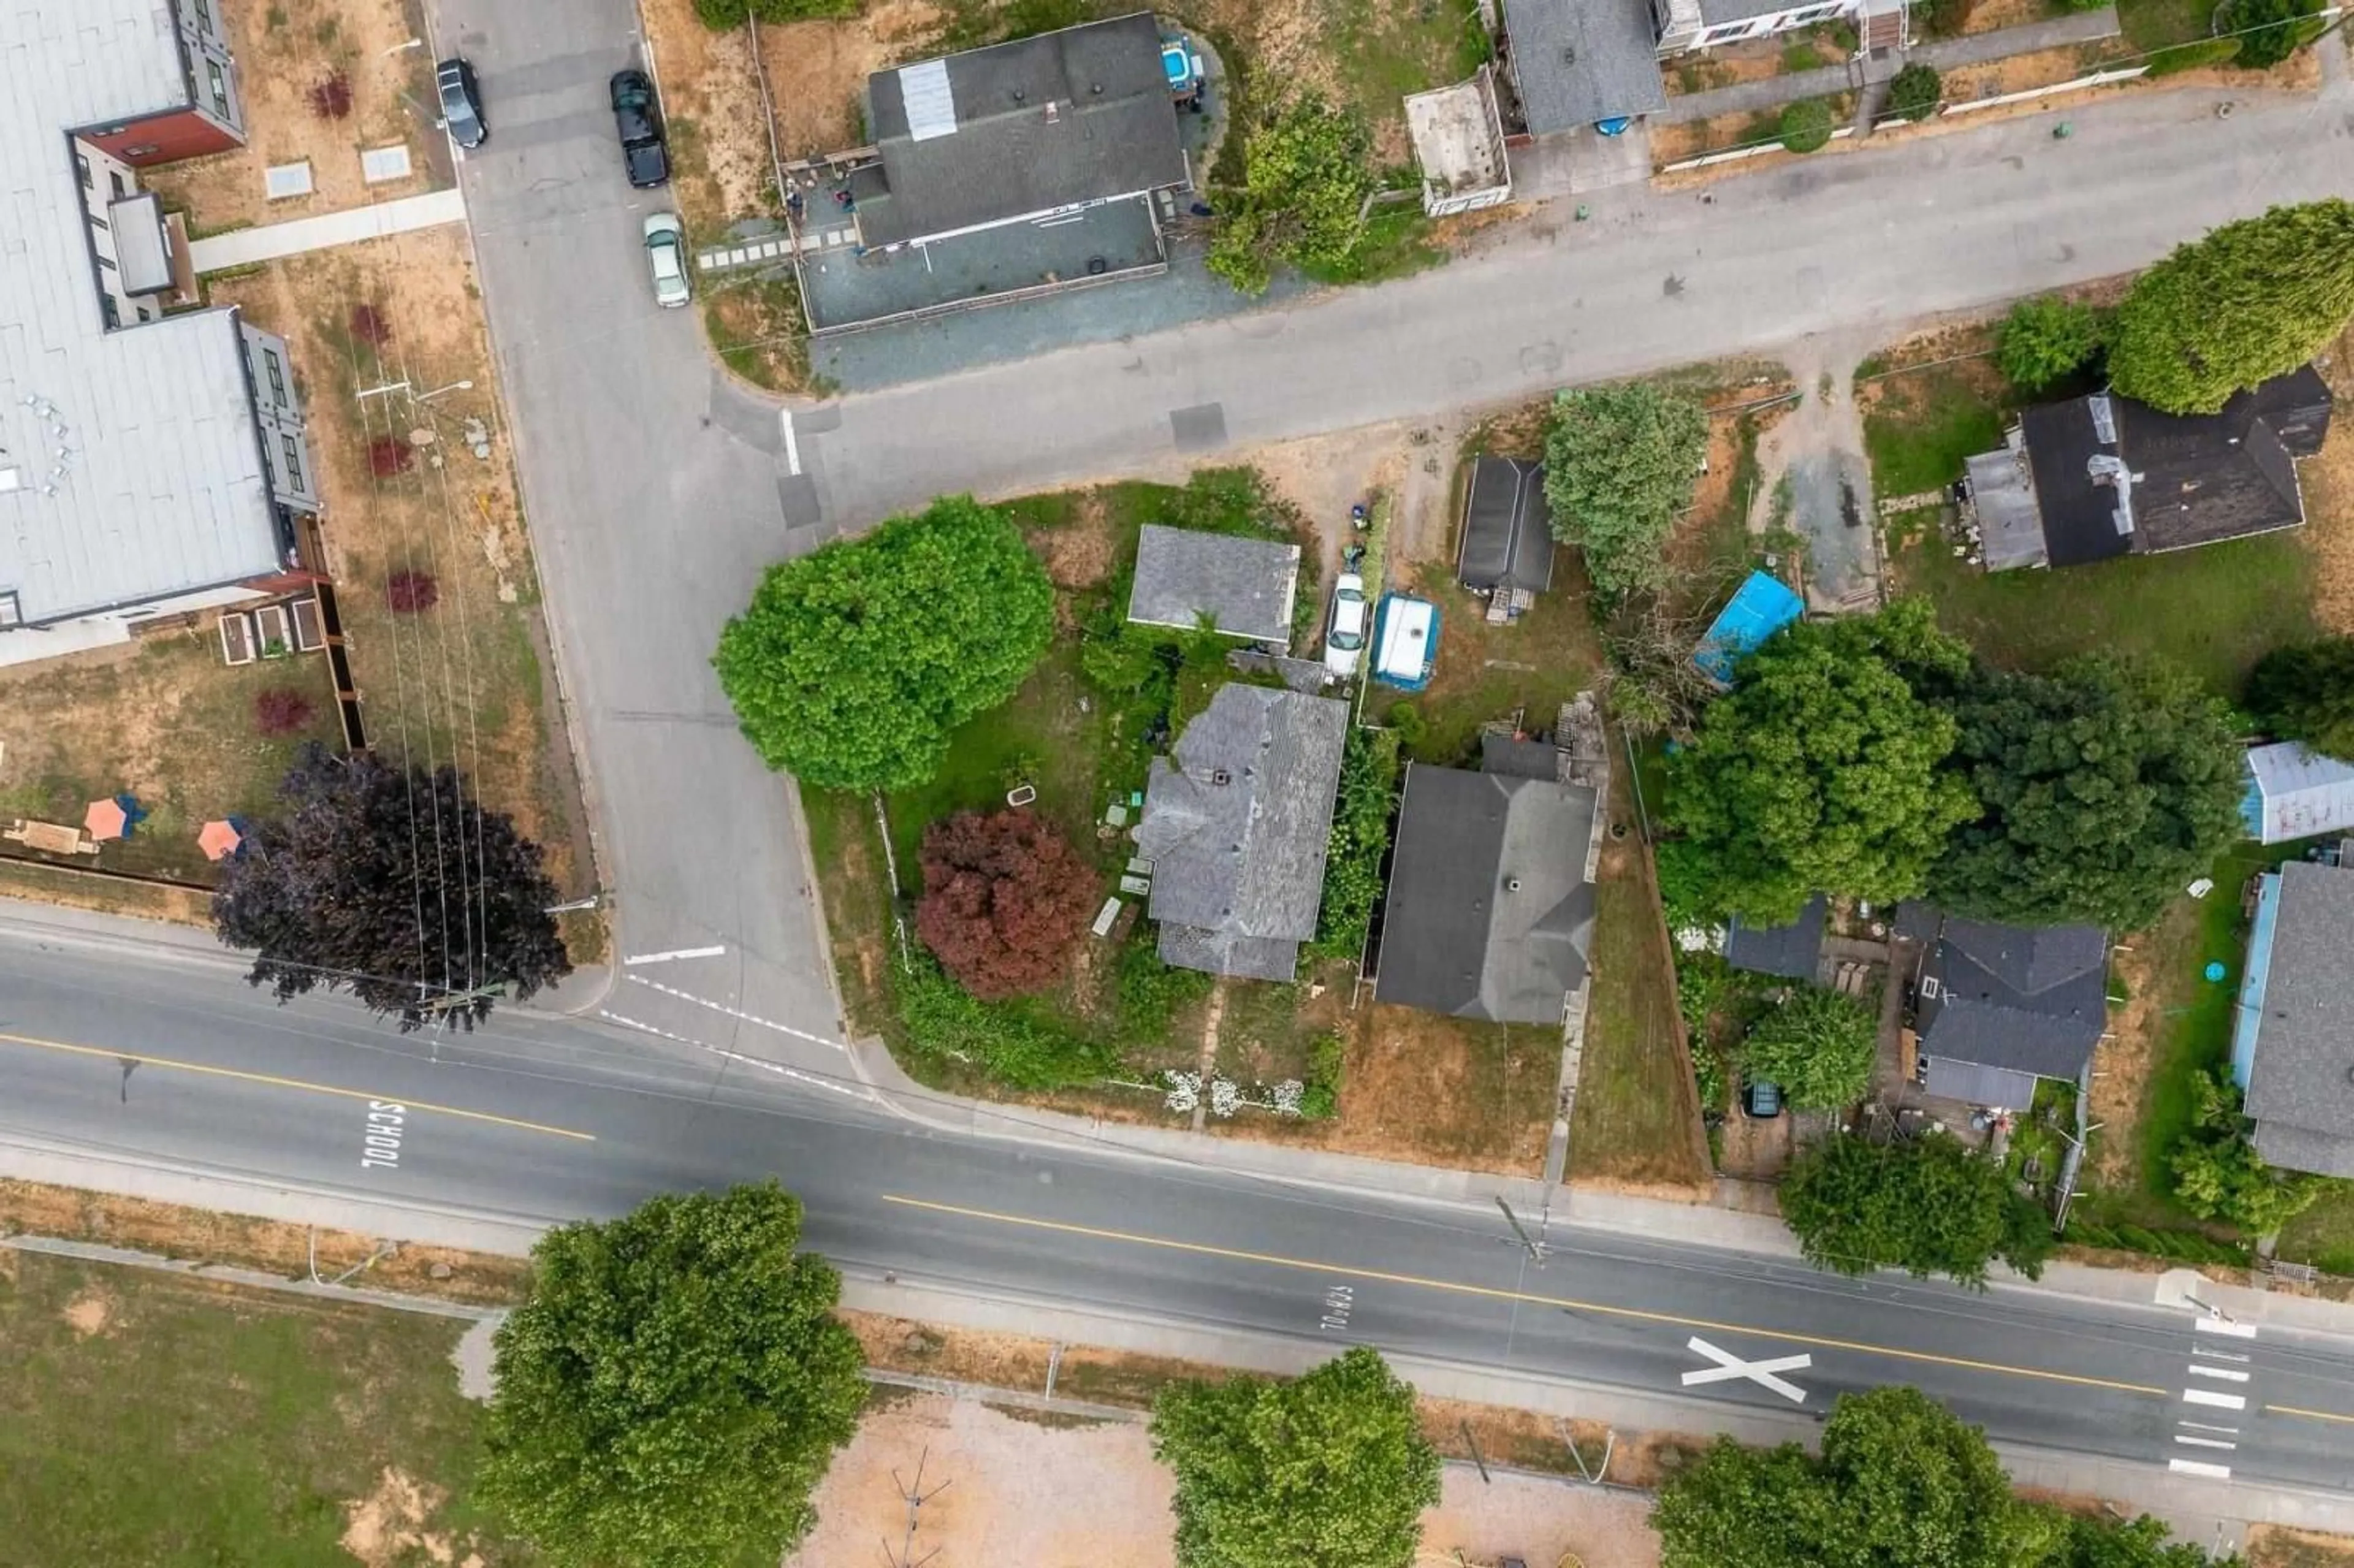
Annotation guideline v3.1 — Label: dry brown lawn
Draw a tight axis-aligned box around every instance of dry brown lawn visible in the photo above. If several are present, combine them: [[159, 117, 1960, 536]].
[[207, 226, 595, 910], [2303, 324, 2354, 633], [142, 0, 444, 234], [2250, 1526, 2354, 1568]]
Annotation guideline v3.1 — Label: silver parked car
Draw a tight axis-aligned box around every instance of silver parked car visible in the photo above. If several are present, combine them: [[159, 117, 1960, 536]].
[[643, 213, 690, 310], [1324, 572, 1368, 680]]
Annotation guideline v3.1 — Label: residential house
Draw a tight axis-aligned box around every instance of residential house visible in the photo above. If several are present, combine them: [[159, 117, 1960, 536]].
[[2241, 740, 2354, 847], [1908, 911, 2108, 1111], [1457, 457, 1556, 620], [845, 14, 1190, 253], [1, 0, 320, 669], [1959, 368, 2334, 573], [1499, 0, 1905, 137], [1374, 753, 1602, 1025], [2231, 859, 2354, 1176], [1137, 683, 1350, 981], [1726, 894, 1830, 981], [1692, 569, 1804, 686], [1127, 525, 1301, 645]]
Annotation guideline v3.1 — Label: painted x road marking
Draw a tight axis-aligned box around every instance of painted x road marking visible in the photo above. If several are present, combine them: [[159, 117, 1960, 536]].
[[1683, 1336, 1813, 1403]]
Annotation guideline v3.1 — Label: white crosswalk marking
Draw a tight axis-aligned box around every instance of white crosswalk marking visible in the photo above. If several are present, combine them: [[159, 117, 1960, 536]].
[[2186, 1364, 2250, 1382], [2174, 1434, 2237, 1450], [2169, 1458, 2233, 1479], [2182, 1388, 2247, 1410], [2193, 1317, 2258, 1339]]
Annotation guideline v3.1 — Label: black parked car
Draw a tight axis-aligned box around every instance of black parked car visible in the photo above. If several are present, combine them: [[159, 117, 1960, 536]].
[[609, 69, 670, 189], [436, 57, 486, 150]]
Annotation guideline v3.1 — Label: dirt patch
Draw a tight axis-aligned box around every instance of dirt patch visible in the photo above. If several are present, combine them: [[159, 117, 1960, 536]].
[[341, 1466, 476, 1568], [1941, 43, 2115, 102], [205, 224, 597, 917], [1032, 495, 1119, 590], [639, 0, 776, 227], [141, 0, 444, 235], [60, 1286, 114, 1338], [1246, 424, 1408, 582], [2250, 1525, 2354, 1568], [0, 1179, 531, 1305], [2088, 931, 2172, 1187], [2302, 327, 2354, 633]]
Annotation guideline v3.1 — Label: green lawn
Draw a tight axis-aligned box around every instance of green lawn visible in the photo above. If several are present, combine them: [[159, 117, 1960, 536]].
[[2116, 0, 2211, 51], [1861, 364, 2007, 497], [0, 1250, 516, 1568], [2280, 1189, 2354, 1277], [1894, 530, 2315, 695]]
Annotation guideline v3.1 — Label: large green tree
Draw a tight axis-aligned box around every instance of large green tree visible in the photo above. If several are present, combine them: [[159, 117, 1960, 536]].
[[1208, 96, 1377, 294], [2230, 0, 2323, 67], [480, 1184, 866, 1568], [714, 495, 1054, 791], [1666, 599, 1978, 924], [1149, 1345, 1441, 1568], [1542, 384, 1711, 601], [1741, 985, 1878, 1111], [1931, 657, 2244, 931], [1658, 1388, 2067, 1568], [1781, 1132, 2055, 1286], [2246, 635, 2354, 756], [2108, 199, 2354, 414]]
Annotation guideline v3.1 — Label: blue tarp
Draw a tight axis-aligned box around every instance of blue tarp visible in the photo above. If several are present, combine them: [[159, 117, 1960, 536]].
[[1693, 571, 1804, 686], [2231, 870, 2282, 1090]]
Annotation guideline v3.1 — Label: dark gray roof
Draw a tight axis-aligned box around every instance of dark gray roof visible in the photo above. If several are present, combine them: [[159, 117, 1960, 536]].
[[1892, 900, 1945, 944], [1918, 916, 2108, 1079], [857, 13, 1189, 247], [1921, 1056, 2041, 1111], [0, 2, 286, 628], [1140, 683, 1350, 981], [2240, 861, 2354, 1174], [1374, 763, 1599, 1024], [1726, 895, 1829, 981], [1480, 733, 1560, 781], [1127, 525, 1300, 644], [2253, 1121, 2354, 1181], [1457, 457, 1557, 594], [1501, 0, 1669, 135], [2021, 368, 2333, 567]]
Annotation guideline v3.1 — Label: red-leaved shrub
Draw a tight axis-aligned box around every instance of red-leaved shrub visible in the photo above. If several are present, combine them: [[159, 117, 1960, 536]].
[[254, 687, 317, 736], [368, 436, 413, 477], [309, 74, 352, 120], [386, 569, 438, 614], [348, 303, 390, 346], [914, 810, 1097, 1000]]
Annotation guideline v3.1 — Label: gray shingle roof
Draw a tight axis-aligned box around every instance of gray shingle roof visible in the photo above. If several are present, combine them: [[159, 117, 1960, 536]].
[[0, 1, 285, 628], [1726, 895, 1829, 981], [2240, 861, 2354, 1175], [1917, 916, 2108, 1079], [1457, 456, 1556, 595], [1374, 763, 1598, 1024], [1921, 1056, 2041, 1110], [1141, 683, 1350, 981], [1501, 0, 1669, 135], [1127, 525, 1300, 644], [856, 12, 1190, 248]]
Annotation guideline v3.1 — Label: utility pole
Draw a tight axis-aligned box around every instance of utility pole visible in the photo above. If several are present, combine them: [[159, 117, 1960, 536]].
[[1495, 1196, 1549, 1263], [880, 1447, 951, 1568]]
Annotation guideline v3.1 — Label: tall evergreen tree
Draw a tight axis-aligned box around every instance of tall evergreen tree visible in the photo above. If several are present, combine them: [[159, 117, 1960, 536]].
[[2245, 636, 2354, 757], [2108, 200, 2354, 414], [212, 743, 569, 1030]]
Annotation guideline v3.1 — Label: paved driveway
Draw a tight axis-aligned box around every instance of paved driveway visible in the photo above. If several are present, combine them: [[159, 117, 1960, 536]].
[[435, 0, 2352, 1057], [430, 0, 838, 1048]]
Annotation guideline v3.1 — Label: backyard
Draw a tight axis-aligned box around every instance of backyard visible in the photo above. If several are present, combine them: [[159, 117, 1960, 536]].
[[1859, 324, 2354, 1266], [207, 227, 601, 951], [806, 465, 1602, 1174], [0, 1249, 516, 1568]]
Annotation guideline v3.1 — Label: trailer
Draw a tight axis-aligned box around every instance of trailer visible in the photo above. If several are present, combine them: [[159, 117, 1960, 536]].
[[1371, 593, 1439, 690]]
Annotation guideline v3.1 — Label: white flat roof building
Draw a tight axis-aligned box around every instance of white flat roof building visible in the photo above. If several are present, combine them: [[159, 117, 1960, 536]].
[[0, 0, 312, 644]]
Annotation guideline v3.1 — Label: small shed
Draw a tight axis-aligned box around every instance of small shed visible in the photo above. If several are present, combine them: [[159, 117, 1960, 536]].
[[1457, 457, 1556, 601], [1693, 571, 1803, 687], [2242, 741, 2354, 845], [1127, 525, 1301, 645], [1725, 894, 1829, 981]]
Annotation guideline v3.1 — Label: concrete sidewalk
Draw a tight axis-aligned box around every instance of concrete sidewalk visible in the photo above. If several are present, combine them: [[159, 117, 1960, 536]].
[[187, 187, 467, 273], [1656, 6, 2121, 124]]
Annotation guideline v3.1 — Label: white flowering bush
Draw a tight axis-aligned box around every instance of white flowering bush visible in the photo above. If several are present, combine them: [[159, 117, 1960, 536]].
[[1270, 1078, 1305, 1117], [1209, 1077, 1241, 1118], [1163, 1070, 1201, 1114]]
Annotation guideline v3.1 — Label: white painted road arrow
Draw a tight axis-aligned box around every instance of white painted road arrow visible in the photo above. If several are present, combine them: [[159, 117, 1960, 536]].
[[1683, 1336, 1813, 1404]]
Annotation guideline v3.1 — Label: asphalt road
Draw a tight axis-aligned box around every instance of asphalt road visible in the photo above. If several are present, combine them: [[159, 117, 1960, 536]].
[[4, 932, 2354, 1491], [430, 0, 2354, 1054]]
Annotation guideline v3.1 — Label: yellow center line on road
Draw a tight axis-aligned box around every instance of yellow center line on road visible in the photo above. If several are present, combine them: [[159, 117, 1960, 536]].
[[2269, 1404, 2354, 1425], [882, 1194, 2169, 1399], [0, 1029, 595, 1142]]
